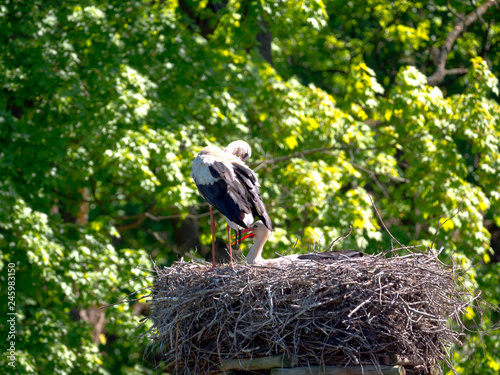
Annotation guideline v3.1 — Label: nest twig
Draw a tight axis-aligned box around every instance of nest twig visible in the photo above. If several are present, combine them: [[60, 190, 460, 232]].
[[142, 249, 475, 374]]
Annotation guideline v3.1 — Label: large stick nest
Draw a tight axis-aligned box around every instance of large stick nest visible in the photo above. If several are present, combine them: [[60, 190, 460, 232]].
[[143, 251, 473, 374]]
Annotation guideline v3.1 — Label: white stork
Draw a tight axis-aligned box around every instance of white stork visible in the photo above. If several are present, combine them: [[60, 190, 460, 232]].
[[240, 221, 363, 265], [191, 143, 273, 266]]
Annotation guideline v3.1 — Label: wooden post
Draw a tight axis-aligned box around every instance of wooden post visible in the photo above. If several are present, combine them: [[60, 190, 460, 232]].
[[270, 365, 405, 375], [222, 355, 298, 371]]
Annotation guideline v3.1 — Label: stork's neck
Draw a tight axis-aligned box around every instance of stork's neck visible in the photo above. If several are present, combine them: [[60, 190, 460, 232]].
[[246, 232, 270, 264]]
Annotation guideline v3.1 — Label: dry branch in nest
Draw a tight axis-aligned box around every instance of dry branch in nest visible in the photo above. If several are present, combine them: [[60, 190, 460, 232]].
[[141, 250, 475, 375]]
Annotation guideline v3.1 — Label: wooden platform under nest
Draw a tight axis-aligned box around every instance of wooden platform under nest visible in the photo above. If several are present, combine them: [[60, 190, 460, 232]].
[[141, 250, 472, 374], [216, 354, 417, 374]]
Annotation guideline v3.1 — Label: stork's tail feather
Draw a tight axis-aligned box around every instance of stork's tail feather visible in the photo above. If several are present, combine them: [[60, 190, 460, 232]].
[[297, 250, 363, 261]]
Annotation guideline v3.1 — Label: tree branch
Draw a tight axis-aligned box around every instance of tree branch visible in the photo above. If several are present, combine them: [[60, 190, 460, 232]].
[[444, 67, 469, 76], [115, 207, 155, 232], [251, 145, 345, 172], [480, 18, 494, 58], [115, 206, 211, 232], [115, 213, 149, 232], [350, 161, 408, 184], [427, 0, 497, 86], [145, 211, 211, 222], [250, 135, 422, 172], [472, 0, 490, 28]]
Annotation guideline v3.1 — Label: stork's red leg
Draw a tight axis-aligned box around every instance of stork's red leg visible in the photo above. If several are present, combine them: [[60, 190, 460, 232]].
[[209, 206, 216, 268], [227, 225, 233, 267]]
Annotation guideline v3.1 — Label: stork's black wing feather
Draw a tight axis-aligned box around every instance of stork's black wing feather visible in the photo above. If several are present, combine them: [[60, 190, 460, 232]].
[[207, 160, 273, 231], [209, 161, 253, 213], [232, 163, 273, 231], [197, 179, 248, 228], [297, 250, 363, 261]]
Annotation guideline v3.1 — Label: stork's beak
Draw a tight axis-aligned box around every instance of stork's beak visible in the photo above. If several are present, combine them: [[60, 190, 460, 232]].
[[240, 227, 253, 235], [231, 228, 253, 238], [239, 232, 255, 241], [231, 228, 255, 245]]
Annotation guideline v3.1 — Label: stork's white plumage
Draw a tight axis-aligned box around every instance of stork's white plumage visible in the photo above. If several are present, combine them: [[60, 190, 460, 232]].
[[191, 143, 272, 266], [241, 221, 363, 265]]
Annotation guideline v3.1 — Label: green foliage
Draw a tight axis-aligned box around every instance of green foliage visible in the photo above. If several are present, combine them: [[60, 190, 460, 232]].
[[1, 0, 499, 374], [0, 180, 151, 374]]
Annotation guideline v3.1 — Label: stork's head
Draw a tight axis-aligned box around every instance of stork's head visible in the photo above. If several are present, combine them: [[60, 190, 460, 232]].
[[240, 221, 271, 243], [224, 140, 252, 162]]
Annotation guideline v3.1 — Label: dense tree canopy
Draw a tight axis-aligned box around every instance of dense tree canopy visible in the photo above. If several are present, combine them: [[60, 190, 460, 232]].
[[1, 0, 499, 374]]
